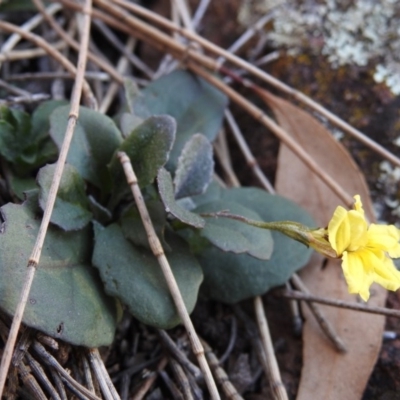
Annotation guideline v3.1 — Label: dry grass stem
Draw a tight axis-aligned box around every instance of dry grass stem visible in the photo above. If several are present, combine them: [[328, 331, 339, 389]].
[[18, 361, 47, 400], [99, 36, 136, 114], [132, 357, 168, 400], [291, 274, 347, 353], [285, 283, 303, 336], [0, 2, 62, 65], [254, 296, 288, 400], [87, 349, 118, 400], [81, 353, 96, 394], [169, 358, 194, 400], [280, 289, 400, 319], [33, 0, 124, 86], [25, 352, 60, 400], [0, 41, 67, 62], [32, 342, 101, 400], [0, 2, 94, 396], [224, 109, 275, 193], [7, 71, 110, 81], [0, 20, 96, 107], [158, 330, 202, 380], [117, 152, 220, 399], [201, 339, 244, 400]]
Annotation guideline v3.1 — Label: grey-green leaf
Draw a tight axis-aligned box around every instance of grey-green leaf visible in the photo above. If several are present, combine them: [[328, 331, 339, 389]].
[[50, 105, 123, 191], [196, 187, 315, 303], [133, 70, 228, 169], [108, 115, 176, 207], [0, 202, 118, 346], [157, 168, 205, 228], [38, 163, 92, 231], [193, 200, 273, 260], [92, 224, 203, 329], [120, 200, 168, 250], [174, 134, 214, 199]]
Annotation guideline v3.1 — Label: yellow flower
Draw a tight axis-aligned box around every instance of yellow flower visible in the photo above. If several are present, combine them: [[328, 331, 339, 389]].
[[328, 195, 400, 301]]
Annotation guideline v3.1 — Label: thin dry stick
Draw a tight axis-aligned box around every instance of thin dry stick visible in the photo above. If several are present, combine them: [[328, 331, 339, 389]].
[[87, 349, 116, 400], [33, 0, 124, 85], [201, 338, 244, 400], [88, 348, 120, 400], [169, 359, 194, 400], [25, 352, 61, 400], [99, 35, 136, 114], [0, 20, 96, 107], [18, 361, 47, 400], [291, 273, 347, 353], [159, 369, 184, 400], [117, 152, 220, 400], [192, 0, 211, 29], [279, 289, 400, 319], [32, 342, 101, 400], [173, 0, 194, 31], [8, 71, 110, 82], [224, 109, 275, 193], [0, 2, 62, 66], [0, 41, 67, 62], [92, 19, 154, 78], [80, 353, 96, 394], [110, 0, 400, 169], [285, 283, 302, 337], [49, 369, 67, 400], [254, 297, 288, 400], [132, 357, 168, 400], [0, 2, 94, 396], [158, 330, 202, 380]]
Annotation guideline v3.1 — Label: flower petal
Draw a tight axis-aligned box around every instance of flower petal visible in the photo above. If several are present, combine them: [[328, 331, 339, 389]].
[[346, 210, 368, 251], [367, 224, 400, 258], [328, 206, 351, 255], [353, 195, 364, 215], [372, 255, 400, 292], [341, 251, 373, 301]]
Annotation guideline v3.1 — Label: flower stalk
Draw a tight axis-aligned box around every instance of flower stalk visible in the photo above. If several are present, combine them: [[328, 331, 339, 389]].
[[205, 195, 400, 302]]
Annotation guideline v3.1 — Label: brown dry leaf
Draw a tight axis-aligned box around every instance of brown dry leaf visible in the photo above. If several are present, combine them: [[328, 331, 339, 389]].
[[259, 89, 386, 400]]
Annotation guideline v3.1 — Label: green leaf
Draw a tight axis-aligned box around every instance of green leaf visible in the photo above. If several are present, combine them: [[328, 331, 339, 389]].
[[31, 100, 68, 141], [120, 112, 143, 138], [193, 200, 273, 260], [133, 69, 228, 169], [88, 195, 112, 225], [50, 105, 123, 191], [157, 168, 205, 228], [8, 176, 37, 200], [124, 78, 142, 115], [92, 224, 203, 329], [108, 115, 176, 207], [0, 107, 31, 163], [0, 202, 118, 346], [37, 163, 92, 231], [120, 200, 168, 250], [0, 104, 60, 174], [195, 187, 315, 303], [174, 134, 214, 199]]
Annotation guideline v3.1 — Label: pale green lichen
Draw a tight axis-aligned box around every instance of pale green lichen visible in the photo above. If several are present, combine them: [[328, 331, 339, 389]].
[[239, 0, 400, 94]]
